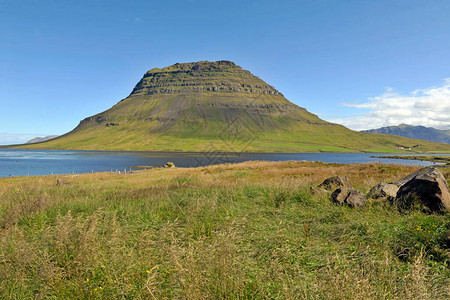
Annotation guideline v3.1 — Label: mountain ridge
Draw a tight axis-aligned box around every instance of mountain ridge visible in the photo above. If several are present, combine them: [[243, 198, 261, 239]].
[[26, 135, 59, 144], [362, 124, 450, 144]]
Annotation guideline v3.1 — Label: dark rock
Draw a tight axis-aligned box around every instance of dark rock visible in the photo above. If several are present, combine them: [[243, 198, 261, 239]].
[[318, 176, 353, 191], [367, 183, 399, 199], [331, 188, 349, 204], [394, 167, 444, 187], [331, 187, 366, 208], [346, 189, 367, 207], [96, 116, 107, 123], [394, 168, 450, 213]]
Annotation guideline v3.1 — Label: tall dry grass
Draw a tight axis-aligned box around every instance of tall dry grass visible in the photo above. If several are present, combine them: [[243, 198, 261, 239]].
[[0, 161, 448, 299]]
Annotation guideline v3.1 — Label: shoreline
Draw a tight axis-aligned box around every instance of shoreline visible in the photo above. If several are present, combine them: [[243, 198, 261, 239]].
[[373, 155, 450, 166]]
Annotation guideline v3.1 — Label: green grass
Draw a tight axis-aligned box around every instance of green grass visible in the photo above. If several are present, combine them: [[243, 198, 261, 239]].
[[10, 122, 450, 153], [0, 161, 449, 298]]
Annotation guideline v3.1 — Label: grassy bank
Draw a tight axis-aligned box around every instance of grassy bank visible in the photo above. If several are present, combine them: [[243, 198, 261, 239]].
[[376, 155, 450, 166], [0, 161, 449, 299]]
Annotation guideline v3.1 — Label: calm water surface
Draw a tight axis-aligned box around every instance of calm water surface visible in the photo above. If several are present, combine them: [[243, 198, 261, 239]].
[[0, 149, 444, 178]]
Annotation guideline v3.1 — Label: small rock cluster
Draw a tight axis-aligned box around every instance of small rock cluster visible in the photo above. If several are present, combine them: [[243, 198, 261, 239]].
[[316, 175, 366, 208], [315, 168, 450, 213]]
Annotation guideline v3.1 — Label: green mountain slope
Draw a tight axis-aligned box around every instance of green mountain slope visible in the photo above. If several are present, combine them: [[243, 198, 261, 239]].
[[362, 124, 450, 144], [14, 61, 450, 152]]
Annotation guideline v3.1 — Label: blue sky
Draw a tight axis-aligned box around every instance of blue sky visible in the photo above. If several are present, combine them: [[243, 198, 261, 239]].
[[1, 0, 450, 144]]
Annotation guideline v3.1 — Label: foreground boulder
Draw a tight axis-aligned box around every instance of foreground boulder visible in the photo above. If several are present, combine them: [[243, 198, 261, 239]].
[[331, 187, 366, 208], [367, 183, 399, 199], [318, 176, 353, 191], [395, 168, 450, 213], [394, 167, 445, 187]]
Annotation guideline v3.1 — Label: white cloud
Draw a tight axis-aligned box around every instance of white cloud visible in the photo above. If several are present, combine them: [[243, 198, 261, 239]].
[[134, 17, 144, 23], [330, 79, 450, 131], [0, 133, 43, 146]]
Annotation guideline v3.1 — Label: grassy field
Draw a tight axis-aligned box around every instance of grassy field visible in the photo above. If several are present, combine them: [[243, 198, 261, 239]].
[[0, 161, 449, 299]]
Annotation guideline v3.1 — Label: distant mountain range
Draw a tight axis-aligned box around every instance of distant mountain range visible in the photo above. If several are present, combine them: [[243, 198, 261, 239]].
[[362, 124, 450, 144], [26, 135, 59, 144]]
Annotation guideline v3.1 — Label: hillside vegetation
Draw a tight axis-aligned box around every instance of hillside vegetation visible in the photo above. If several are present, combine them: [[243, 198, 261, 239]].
[[1, 161, 449, 299], [12, 61, 450, 153]]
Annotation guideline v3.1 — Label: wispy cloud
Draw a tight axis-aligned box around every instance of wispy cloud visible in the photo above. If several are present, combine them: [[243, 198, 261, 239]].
[[0, 133, 43, 146], [134, 17, 144, 23], [330, 79, 450, 131]]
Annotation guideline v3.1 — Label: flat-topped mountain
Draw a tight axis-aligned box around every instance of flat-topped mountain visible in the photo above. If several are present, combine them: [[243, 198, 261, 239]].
[[362, 124, 450, 144], [14, 61, 450, 152]]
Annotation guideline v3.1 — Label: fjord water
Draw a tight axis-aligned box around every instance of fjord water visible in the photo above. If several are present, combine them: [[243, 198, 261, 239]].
[[0, 149, 442, 178]]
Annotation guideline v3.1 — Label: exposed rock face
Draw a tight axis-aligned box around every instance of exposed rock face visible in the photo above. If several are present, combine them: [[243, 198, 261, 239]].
[[331, 188, 366, 208], [79, 115, 109, 126], [130, 61, 283, 96], [367, 183, 399, 199], [395, 168, 450, 213], [318, 176, 353, 191]]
